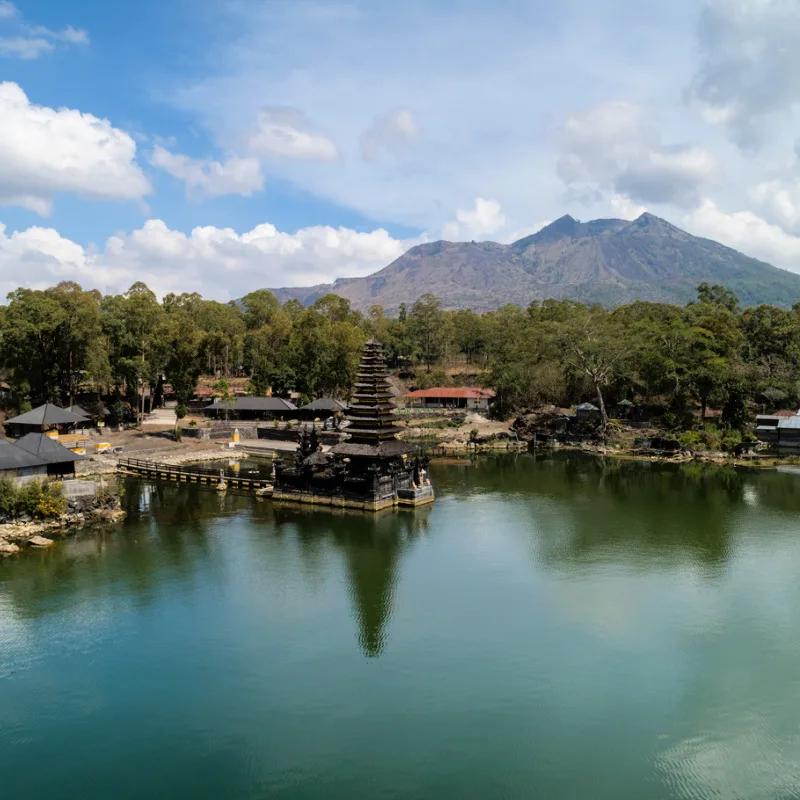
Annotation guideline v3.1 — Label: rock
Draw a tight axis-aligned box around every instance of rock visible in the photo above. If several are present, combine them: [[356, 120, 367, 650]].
[[0, 540, 20, 556], [28, 536, 54, 548]]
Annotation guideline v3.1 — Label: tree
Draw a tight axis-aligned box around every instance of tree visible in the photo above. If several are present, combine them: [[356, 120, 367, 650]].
[[2, 288, 66, 402], [696, 282, 740, 313], [156, 302, 203, 436], [103, 282, 163, 426], [556, 307, 626, 429], [408, 294, 446, 371], [241, 289, 280, 330], [213, 377, 235, 422]]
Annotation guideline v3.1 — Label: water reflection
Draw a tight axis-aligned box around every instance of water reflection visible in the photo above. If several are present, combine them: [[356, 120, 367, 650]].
[[434, 453, 800, 571], [0, 479, 432, 660], [251, 502, 432, 657], [6, 456, 800, 799]]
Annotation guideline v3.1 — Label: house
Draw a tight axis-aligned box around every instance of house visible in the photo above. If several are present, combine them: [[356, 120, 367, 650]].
[[776, 416, 800, 447], [756, 410, 799, 445], [575, 402, 600, 422], [202, 396, 298, 421], [4, 403, 88, 438], [13, 433, 84, 477], [404, 387, 495, 412], [299, 398, 348, 420], [0, 438, 48, 482]]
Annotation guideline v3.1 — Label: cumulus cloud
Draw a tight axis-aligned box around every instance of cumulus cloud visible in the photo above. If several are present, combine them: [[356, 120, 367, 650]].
[[610, 193, 648, 220], [0, 218, 418, 301], [558, 101, 715, 208], [246, 108, 339, 161], [750, 179, 800, 235], [682, 198, 800, 274], [0, 82, 149, 215], [688, 0, 800, 148], [0, 3, 88, 59], [441, 197, 507, 241], [360, 108, 420, 161], [150, 145, 263, 199]]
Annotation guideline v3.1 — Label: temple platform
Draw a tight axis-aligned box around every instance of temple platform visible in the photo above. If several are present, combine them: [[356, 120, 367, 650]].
[[272, 485, 434, 512]]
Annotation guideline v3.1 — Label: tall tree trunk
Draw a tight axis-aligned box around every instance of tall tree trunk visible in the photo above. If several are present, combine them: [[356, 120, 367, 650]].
[[595, 380, 608, 431]]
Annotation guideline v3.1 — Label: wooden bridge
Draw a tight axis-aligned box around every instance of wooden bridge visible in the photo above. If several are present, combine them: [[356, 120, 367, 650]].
[[117, 457, 273, 494]]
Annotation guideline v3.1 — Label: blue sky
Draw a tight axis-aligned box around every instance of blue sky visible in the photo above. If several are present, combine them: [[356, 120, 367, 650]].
[[2, 0, 800, 300]]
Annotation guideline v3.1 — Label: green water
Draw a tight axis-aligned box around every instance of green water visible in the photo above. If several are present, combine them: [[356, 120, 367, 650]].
[[4, 454, 800, 799]]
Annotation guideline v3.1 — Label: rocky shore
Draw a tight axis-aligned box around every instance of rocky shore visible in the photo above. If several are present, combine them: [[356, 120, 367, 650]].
[[0, 481, 126, 559]]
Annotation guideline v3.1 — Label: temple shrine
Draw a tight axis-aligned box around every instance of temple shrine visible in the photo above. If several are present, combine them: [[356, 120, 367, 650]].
[[272, 339, 434, 511]]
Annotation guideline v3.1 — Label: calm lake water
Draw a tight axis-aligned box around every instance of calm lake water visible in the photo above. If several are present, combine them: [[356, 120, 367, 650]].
[[4, 453, 800, 799]]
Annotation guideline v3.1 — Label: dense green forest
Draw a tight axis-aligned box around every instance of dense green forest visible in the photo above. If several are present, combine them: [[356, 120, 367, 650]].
[[0, 280, 798, 434]]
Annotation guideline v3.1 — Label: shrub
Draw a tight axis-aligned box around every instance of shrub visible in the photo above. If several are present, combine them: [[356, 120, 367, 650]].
[[721, 428, 743, 453], [188, 419, 198, 428], [18, 479, 67, 519], [0, 474, 19, 517]]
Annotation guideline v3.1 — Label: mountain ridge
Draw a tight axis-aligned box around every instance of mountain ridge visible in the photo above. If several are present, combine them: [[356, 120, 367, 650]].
[[269, 213, 800, 311]]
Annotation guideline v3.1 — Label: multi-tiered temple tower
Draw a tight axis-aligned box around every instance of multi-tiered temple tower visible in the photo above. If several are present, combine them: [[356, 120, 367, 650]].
[[272, 339, 434, 511]]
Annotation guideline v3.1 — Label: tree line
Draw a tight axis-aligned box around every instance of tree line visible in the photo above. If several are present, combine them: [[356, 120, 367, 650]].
[[1, 280, 798, 433]]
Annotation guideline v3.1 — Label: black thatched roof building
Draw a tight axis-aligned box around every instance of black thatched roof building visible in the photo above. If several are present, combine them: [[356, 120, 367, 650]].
[[5, 403, 88, 437], [202, 396, 297, 420], [0, 438, 48, 480], [14, 433, 83, 476], [300, 398, 348, 420]]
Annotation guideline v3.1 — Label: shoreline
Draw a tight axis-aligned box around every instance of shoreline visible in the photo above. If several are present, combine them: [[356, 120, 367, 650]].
[[419, 438, 795, 470], [3, 440, 790, 561], [0, 503, 126, 557], [0, 448, 252, 559]]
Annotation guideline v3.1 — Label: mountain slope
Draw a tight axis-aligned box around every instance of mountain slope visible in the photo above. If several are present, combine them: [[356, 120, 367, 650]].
[[270, 213, 800, 311]]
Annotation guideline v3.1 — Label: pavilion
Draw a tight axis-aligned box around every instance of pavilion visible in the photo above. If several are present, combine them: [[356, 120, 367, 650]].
[[13, 433, 84, 477], [4, 403, 89, 438]]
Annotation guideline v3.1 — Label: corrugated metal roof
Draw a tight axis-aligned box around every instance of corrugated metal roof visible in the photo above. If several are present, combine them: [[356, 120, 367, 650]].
[[405, 387, 495, 400], [778, 417, 800, 429], [576, 403, 600, 411]]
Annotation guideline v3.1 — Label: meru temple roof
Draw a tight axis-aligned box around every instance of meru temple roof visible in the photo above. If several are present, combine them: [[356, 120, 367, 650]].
[[330, 339, 414, 459]]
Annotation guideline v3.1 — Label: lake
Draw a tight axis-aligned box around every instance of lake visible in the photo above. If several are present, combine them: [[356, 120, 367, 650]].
[[4, 453, 800, 799]]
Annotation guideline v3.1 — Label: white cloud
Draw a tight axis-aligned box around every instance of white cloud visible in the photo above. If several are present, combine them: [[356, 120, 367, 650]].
[[361, 108, 420, 161], [750, 179, 800, 233], [171, 0, 695, 233], [0, 3, 88, 59], [441, 197, 507, 241], [0, 82, 150, 215], [0, 217, 419, 301], [610, 193, 648, 220], [150, 145, 263, 199], [558, 101, 715, 208], [688, 0, 800, 148], [0, 36, 50, 59], [246, 108, 339, 161], [682, 198, 800, 273]]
